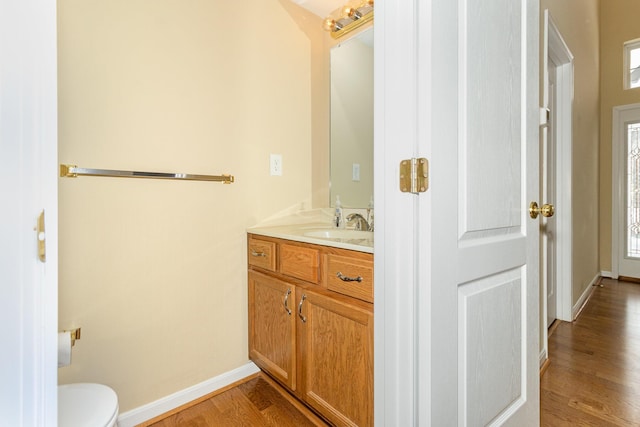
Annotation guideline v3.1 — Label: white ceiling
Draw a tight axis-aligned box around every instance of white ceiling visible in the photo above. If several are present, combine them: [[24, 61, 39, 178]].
[[291, 0, 344, 18]]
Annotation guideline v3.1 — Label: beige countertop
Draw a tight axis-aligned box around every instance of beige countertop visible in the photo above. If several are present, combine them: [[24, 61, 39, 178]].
[[247, 209, 373, 254]]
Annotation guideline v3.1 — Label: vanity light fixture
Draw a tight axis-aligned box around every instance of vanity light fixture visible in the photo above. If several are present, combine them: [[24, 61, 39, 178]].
[[323, 0, 373, 39]]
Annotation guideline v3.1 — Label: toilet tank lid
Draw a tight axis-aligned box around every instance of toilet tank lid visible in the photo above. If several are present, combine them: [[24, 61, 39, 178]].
[[59, 383, 119, 427]]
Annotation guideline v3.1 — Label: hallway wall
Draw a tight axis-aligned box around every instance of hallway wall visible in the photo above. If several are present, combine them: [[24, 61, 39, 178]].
[[599, 0, 640, 273], [540, 0, 600, 304]]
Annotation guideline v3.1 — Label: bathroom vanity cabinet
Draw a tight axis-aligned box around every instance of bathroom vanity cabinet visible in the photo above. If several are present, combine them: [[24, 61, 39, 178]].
[[247, 234, 373, 427]]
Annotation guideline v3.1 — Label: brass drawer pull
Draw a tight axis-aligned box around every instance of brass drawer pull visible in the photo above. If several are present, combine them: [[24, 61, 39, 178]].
[[283, 289, 292, 315], [251, 250, 267, 257], [298, 295, 307, 323], [336, 271, 363, 283]]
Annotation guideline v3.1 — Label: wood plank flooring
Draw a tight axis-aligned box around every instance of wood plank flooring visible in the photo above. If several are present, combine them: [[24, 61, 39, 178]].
[[146, 278, 640, 426], [541, 278, 640, 426], [145, 373, 328, 427]]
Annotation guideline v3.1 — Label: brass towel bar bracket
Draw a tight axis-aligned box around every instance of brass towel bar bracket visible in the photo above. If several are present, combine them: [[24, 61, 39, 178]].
[[60, 164, 234, 184]]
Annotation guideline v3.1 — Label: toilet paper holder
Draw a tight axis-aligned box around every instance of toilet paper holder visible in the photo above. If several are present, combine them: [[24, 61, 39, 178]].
[[64, 328, 81, 346]]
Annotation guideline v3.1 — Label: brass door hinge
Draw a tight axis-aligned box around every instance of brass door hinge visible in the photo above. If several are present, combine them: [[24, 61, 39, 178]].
[[400, 158, 429, 193]]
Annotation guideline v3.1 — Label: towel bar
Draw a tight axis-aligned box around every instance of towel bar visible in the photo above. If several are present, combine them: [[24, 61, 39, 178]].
[[60, 164, 234, 184]]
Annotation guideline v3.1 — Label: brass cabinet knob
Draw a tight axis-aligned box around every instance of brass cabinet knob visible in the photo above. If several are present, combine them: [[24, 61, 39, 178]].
[[529, 201, 555, 219]]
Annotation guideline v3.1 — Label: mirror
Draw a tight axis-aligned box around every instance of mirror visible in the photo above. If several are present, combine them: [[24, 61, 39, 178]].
[[330, 28, 373, 208]]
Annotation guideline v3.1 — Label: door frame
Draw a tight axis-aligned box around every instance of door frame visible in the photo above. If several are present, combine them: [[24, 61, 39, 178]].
[[373, 0, 425, 424], [611, 103, 640, 279], [541, 10, 573, 334], [0, 0, 59, 424]]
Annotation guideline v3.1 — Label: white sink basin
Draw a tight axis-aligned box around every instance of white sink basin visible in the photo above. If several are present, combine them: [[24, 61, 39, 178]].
[[304, 229, 373, 241]]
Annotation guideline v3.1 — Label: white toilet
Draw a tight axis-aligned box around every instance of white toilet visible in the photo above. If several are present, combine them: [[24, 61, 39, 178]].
[[58, 383, 119, 427]]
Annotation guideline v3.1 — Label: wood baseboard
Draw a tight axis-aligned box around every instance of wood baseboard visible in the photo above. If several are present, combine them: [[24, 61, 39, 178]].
[[259, 373, 329, 427], [618, 275, 640, 283], [547, 319, 561, 337], [539, 357, 551, 377]]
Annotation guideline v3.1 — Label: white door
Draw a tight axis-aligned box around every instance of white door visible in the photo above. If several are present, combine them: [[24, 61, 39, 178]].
[[613, 104, 640, 279], [374, 0, 540, 425], [544, 62, 558, 328], [0, 1, 58, 425]]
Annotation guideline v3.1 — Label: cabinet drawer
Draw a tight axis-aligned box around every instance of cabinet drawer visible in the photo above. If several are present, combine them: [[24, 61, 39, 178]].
[[326, 254, 373, 303], [248, 238, 276, 271], [280, 244, 320, 283]]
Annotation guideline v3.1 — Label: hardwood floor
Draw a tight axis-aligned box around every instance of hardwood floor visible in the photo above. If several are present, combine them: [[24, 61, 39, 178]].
[[541, 278, 640, 426], [144, 373, 328, 427], [145, 278, 640, 426]]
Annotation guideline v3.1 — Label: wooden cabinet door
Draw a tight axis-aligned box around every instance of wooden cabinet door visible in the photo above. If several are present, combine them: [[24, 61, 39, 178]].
[[248, 271, 296, 390], [297, 290, 373, 427]]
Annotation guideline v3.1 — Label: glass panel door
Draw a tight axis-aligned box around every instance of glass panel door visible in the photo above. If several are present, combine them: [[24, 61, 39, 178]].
[[626, 122, 640, 258], [614, 105, 640, 278]]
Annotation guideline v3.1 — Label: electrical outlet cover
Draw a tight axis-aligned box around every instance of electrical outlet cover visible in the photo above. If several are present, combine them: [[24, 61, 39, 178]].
[[270, 154, 282, 176]]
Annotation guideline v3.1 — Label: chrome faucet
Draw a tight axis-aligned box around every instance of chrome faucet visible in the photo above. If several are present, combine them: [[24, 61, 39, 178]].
[[346, 213, 372, 231]]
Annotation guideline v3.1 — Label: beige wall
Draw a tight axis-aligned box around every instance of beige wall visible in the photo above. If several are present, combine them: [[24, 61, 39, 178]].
[[540, 0, 600, 305], [58, 0, 323, 412], [599, 0, 640, 272]]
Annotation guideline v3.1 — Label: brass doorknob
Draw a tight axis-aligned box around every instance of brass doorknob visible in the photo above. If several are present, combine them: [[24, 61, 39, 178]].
[[529, 202, 555, 219]]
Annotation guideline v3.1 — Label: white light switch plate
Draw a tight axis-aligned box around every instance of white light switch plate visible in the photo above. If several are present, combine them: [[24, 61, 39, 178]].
[[352, 163, 360, 181]]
